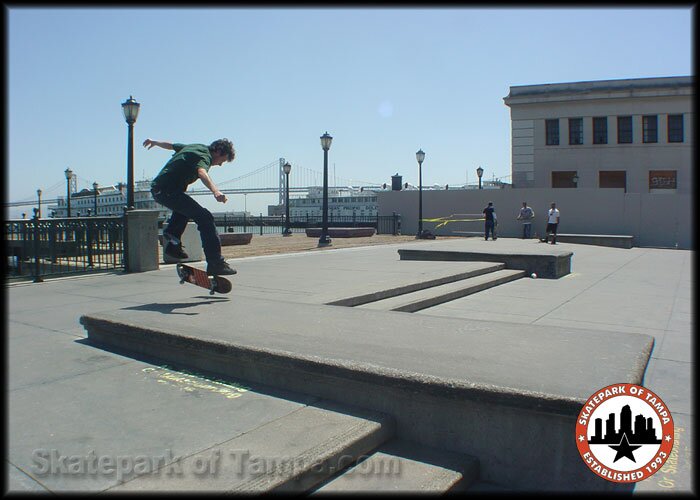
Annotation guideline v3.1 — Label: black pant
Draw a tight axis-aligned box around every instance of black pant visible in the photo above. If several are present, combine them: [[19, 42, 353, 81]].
[[485, 220, 495, 240], [152, 189, 223, 265]]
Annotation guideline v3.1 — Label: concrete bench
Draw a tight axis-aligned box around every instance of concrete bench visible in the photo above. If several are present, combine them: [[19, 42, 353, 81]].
[[305, 227, 376, 238], [219, 233, 252, 246], [554, 234, 634, 249], [398, 248, 572, 279]]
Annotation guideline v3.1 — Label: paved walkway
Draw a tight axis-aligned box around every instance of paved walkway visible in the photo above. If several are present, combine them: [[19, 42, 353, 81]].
[[6, 238, 693, 493]]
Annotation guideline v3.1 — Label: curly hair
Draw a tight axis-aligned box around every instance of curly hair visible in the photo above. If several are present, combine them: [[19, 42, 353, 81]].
[[209, 138, 236, 162]]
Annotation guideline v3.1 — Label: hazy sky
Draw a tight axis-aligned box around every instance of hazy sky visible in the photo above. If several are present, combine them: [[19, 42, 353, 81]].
[[6, 6, 693, 217]]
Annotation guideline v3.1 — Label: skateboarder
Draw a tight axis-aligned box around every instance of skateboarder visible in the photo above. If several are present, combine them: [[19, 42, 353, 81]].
[[145, 138, 237, 276]]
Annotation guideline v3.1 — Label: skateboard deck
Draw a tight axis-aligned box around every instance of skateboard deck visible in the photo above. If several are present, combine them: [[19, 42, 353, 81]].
[[176, 263, 232, 295]]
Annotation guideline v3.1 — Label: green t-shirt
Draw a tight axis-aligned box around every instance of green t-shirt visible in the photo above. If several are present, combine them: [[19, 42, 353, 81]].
[[151, 143, 212, 192]]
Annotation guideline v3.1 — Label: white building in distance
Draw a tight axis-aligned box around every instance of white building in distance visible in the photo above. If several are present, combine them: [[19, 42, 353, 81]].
[[279, 187, 380, 219], [47, 180, 168, 218]]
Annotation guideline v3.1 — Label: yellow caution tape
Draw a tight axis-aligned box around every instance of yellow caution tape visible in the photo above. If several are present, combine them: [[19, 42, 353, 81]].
[[421, 215, 485, 229]]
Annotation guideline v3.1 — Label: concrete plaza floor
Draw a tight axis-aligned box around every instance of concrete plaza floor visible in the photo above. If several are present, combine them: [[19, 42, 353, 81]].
[[6, 237, 693, 493]]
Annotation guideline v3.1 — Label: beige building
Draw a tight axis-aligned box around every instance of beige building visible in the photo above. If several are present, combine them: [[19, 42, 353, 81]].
[[502, 76, 693, 193], [378, 76, 693, 248]]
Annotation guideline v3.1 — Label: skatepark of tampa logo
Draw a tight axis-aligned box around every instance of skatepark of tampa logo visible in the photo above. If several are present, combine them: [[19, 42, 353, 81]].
[[576, 383, 674, 483]]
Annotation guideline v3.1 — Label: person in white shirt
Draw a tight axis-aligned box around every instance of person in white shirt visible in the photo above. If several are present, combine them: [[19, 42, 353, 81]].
[[546, 202, 560, 244]]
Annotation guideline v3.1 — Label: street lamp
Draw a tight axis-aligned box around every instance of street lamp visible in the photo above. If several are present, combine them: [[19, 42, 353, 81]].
[[37, 189, 42, 219], [282, 162, 292, 236], [93, 182, 99, 216], [121, 95, 140, 210], [65, 168, 73, 217], [416, 149, 426, 238], [476, 166, 484, 189], [318, 132, 333, 247]]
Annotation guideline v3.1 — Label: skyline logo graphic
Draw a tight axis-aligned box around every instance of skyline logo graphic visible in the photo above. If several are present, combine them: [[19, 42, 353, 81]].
[[576, 383, 674, 483]]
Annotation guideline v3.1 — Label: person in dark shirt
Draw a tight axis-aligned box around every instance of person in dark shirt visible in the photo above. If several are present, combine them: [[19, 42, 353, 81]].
[[145, 138, 237, 276], [483, 202, 497, 241]]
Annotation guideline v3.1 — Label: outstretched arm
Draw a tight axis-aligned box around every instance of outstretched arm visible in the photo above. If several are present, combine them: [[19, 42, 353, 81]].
[[143, 139, 174, 150], [197, 168, 227, 203]]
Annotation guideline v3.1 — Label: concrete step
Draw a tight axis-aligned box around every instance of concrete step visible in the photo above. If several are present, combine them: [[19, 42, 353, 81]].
[[312, 439, 479, 493], [80, 296, 653, 492], [357, 269, 526, 312], [327, 263, 506, 307], [110, 401, 395, 493]]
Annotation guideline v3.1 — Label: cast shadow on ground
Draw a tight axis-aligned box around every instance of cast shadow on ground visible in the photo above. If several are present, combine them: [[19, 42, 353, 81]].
[[120, 297, 229, 315]]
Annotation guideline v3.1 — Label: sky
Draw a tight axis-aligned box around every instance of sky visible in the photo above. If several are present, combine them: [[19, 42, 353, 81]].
[[6, 6, 694, 218]]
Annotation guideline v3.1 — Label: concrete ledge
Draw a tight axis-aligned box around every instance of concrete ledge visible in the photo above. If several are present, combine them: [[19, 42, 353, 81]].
[[219, 233, 253, 246], [555, 234, 634, 249], [305, 227, 376, 238], [398, 249, 572, 279], [80, 296, 652, 491]]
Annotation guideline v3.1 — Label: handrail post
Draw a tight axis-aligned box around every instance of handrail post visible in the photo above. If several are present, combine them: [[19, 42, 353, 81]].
[[32, 209, 43, 283], [87, 219, 94, 268]]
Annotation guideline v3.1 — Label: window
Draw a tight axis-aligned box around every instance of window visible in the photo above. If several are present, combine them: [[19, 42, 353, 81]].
[[545, 119, 559, 145], [552, 171, 578, 188], [599, 171, 627, 192], [593, 117, 608, 144], [617, 116, 633, 143], [643, 115, 658, 143], [569, 118, 583, 145], [649, 170, 677, 190], [668, 114, 684, 143]]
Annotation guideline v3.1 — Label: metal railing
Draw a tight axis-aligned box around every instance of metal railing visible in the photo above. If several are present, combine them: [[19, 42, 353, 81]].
[[212, 214, 402, 236], [5, 212, 402, 282], [5, 214, 125, 281]]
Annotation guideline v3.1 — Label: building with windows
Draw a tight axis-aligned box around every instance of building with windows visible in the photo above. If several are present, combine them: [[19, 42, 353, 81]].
[[282, 187, 379, 219], [503, 76, 693, 193], [48, 180, 169, 219]]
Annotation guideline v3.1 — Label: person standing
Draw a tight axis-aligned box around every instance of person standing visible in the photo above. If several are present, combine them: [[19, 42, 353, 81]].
[[516, 202, 535, 239], [546, 202, 560, 244], [483, 202, 497, 241], [145, 138, 238, 276]]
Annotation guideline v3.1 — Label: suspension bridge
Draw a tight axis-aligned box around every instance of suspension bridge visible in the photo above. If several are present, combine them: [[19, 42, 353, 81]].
[[6, 159, 388, 210], [7, 158, 511, 215]]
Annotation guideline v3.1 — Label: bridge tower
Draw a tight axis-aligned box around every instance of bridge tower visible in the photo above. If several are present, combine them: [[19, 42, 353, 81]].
[[278, 158, 286, 206]]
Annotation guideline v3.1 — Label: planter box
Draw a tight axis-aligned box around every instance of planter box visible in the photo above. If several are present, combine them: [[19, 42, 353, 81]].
[[305, 227, 376, 238]]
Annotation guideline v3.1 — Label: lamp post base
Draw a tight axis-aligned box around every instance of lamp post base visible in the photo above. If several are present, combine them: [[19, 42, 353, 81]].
[[317, 235, 332, 247], [282, 229, 293, 237], [416, 230, 436, 240]]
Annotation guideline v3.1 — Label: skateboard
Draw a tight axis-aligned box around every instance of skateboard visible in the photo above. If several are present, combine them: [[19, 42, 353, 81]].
[[176, 263, 232, 295]]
